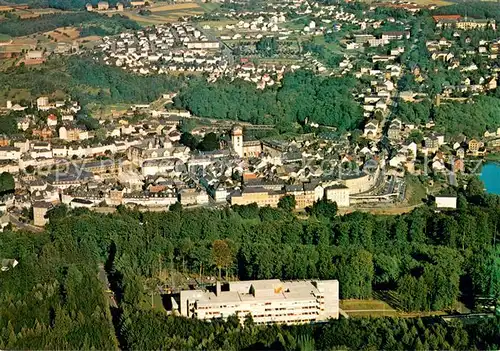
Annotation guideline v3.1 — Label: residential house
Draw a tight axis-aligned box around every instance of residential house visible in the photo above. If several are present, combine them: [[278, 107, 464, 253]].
[[363, 120, 379, 138]]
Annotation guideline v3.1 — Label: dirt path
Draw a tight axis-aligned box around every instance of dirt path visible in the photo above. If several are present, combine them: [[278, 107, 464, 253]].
[[338, 203, 423, 216]]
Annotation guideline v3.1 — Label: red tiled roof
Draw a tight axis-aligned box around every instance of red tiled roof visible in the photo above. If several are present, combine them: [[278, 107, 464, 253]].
[[432, 15, 461, 22]]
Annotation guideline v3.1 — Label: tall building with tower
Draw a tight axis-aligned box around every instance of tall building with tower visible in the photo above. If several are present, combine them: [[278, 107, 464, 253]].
[[231, 125, 244, 157]]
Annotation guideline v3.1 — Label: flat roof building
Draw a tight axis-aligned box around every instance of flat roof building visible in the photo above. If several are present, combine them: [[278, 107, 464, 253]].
[[179, 279, 339, 325], [435, 195, 457, 209]]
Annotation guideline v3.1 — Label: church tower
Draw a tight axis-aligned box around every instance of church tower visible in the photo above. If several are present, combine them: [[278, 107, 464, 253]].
[[231, 125, 244, 157]]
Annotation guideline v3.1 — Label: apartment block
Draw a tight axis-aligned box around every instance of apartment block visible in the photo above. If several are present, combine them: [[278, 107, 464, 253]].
[[325, 185, 350, 207], [179, 279, 339, 325], [230, 187, 284, 207]]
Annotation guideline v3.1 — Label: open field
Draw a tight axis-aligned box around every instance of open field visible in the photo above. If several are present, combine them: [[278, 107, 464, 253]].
[[121, 12, 168, 25], [88, 102, 131, 119], [0, 26, 101, 54], [0, 88, 32, 104], [341, 293, 455, 318], [3, 7, 63, 19], [341, 299, 399, 317], [197, 2, 221, 12], [122, 2, 204, 25], [338, 204, 422, 216], [150, 3, 202, 12], [410, 0, 452, 6], [0, 87, 67, 105], [0, 38, 36, 53], [44, 27, 80, 42], [0, 57, 15, 70], [77, 35, 102, 49]]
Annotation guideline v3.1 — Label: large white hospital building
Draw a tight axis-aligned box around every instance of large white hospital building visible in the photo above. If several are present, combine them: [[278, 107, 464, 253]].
[[178, 279, 339, 325]]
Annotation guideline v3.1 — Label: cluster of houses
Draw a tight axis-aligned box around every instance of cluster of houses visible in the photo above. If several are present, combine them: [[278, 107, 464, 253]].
[[382, 115, 499, 182], [4, 88, 498, 229], [214, 58, 286, 89], [98, 23, 226, 75], [426, 35, 500, 96], [85, 0, 147, 12], [433, 15, 496, 31], [0, 93, 401, 227], [218, 14, 286, 37]]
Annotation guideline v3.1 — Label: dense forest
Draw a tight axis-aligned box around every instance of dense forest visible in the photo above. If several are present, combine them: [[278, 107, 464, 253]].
[[0, 231, 118, 349], [0, 12, 139, 37], [66, 58, 182, 104], [434, 2, 500, 23], [120, 311, 499, 350], [42, 178, 499, 313], [395, 96, 500, 137], [174, 70, 364, 130], [433, 96, 500, 137], [0, 177, 498, 349]]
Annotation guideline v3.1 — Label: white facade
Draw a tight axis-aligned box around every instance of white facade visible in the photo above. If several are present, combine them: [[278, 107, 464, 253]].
[[214, 187, 228, 202], [179, 279, 339, 325], [196, 190, 210, 205], [122, 196, 177, 207], [0, 147, 21, 161], [231, 126, 244, 157], [435, 196, 457, 209], [325, 186, 350, 207], [326, 185, 350, 207], [186, 41, 220, 50], [36, 96, 49, 109]]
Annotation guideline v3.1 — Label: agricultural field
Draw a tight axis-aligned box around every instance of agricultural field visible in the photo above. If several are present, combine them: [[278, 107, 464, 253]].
[[0, 87, 66, 105], [409, 0, 453, 6], [0, 36, 37, 53], [87, 102, 131, 119], [197, 1, 221, 13], [0, 6, 63, 19], [341, 291, 457, 318], [44, 26, 80, 42], [122, 2, 205, 25]]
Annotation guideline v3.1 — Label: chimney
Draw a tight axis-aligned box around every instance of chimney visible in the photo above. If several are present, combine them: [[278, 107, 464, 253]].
[[216, 281, 221, 296]]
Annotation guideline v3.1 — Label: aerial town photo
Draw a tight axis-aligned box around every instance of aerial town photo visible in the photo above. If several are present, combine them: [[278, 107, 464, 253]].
[[0, 0, 499, 349]]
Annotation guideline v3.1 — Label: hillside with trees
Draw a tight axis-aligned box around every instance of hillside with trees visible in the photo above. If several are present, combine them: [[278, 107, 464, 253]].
[[174, 70, 364, 130], [0, 0, 130, 10], [42, 181, 498, 312], [1, 177, 499, 349], [0, 12, 139, 37], [1, 59, 363, 131], [0, 57, 182, 107], [395, 97, 500, 137], [434, 2, 500, 23]]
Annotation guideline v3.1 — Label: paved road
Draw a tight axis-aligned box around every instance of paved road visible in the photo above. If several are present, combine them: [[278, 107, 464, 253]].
[[98, 264, 118, 308], [343, 309, 396, 313], [9, 213, 43, 232]]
